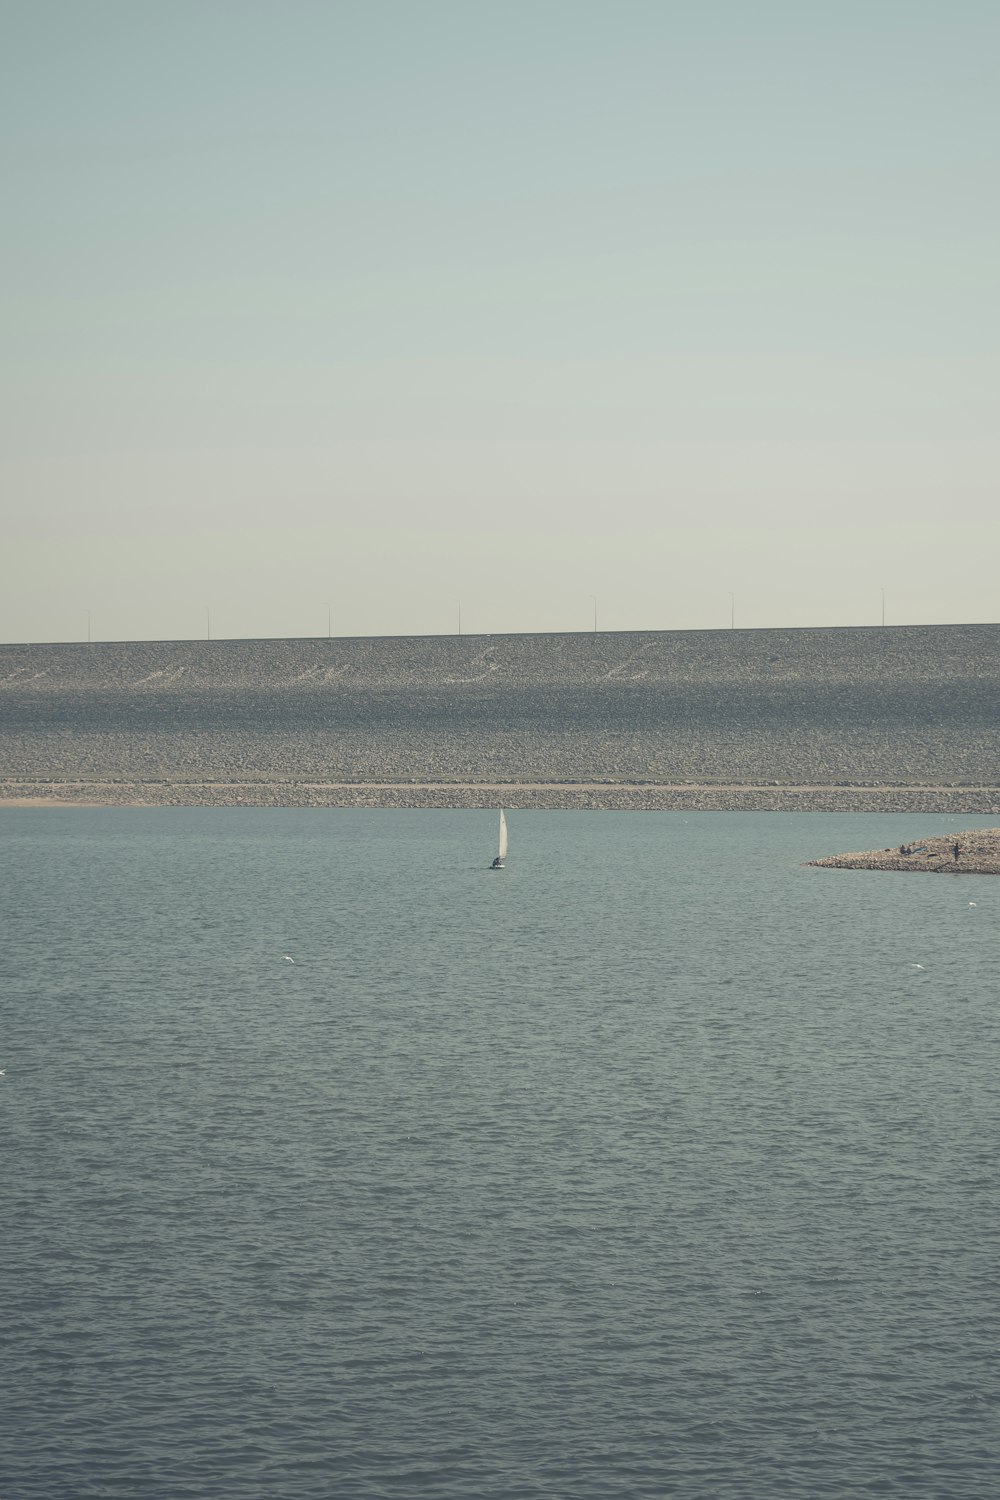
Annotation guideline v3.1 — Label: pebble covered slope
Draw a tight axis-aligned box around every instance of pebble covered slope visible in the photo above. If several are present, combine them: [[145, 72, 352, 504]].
[[2, 624, 999, 809]]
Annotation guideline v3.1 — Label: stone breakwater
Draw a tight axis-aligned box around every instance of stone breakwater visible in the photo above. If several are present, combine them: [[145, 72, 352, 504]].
[[2, 625, 999, 810], [809, 827, 1000, 874]]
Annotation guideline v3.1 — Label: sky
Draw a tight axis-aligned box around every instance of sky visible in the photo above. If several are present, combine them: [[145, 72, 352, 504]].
[[2, 0, 998, 642]]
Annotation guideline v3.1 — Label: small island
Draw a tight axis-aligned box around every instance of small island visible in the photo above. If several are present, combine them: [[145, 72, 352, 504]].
[[809, 827, 1000, 874]]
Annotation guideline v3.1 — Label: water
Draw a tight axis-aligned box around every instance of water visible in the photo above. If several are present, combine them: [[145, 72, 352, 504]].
[[2, 809, 998, 1499]]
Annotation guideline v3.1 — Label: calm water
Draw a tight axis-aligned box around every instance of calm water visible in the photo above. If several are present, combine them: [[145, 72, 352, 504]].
[[2, 809, 998, 1499]]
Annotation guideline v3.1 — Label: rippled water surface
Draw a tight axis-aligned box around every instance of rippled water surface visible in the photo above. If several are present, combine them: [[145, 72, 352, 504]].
[[3, 808, 999, 1499]]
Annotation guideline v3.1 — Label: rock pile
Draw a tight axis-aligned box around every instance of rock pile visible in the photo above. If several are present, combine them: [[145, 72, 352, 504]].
[[809, 826, 1000, 873]]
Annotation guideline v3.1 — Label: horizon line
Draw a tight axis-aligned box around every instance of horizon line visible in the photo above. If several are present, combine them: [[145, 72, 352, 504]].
[[3, 620, 998, 649]]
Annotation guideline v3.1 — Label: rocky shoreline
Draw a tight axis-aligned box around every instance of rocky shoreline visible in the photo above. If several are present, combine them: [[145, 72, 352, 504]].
[[809, 826, 1000, 874], [4, 778, 1000, 814]]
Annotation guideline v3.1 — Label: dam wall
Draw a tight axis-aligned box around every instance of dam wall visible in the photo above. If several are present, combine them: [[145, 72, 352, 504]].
[[2, 625, 999, 807]]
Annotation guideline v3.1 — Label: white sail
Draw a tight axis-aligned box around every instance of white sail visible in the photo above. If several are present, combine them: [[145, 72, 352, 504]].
[[498, 808, 508, 861]]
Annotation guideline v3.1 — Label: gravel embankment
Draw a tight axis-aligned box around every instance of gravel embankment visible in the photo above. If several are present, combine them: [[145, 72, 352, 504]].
[[2, 625, 998, 809], [5, 782, 1000, 813]]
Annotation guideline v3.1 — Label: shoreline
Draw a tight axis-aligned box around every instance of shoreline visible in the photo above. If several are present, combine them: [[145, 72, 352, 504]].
[[6, 628, 1000, 809], [809, 826, 1000, 875], [3, 779, 1000, 814]]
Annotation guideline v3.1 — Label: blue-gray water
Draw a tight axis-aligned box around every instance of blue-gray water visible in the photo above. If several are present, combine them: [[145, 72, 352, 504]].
[[3, 809, 998, 1499]]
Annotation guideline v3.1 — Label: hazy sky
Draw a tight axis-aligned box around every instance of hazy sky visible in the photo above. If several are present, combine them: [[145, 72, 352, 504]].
[[3, 0, 998, 642]]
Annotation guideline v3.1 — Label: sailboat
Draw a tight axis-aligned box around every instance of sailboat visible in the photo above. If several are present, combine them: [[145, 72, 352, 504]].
[[490, 808, 508, 869]]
